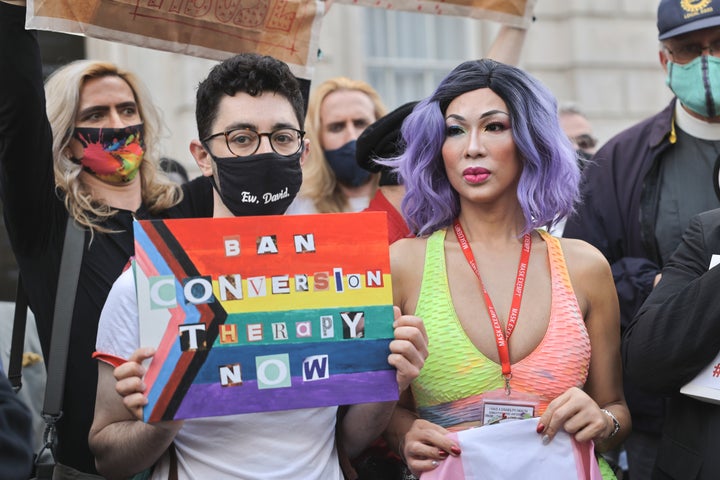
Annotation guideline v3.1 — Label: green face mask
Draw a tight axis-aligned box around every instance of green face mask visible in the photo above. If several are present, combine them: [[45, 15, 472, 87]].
[[666, 55, 720, 118]]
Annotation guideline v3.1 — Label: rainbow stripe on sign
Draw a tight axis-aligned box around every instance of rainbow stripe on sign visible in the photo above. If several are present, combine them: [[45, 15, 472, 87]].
[[133, 212, 397, 422]]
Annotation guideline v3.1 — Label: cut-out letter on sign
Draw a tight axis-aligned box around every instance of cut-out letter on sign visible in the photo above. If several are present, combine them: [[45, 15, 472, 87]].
[[272, 322, 288, 340], [218, 324, 238, 344], [224, 236, 240, 257], [256, 235, 278, 254], [341, 311, 365, 339], [296, 321, 312, 338], [256, 354, 291, 389], [294, 233, 315, 253], [149, 276, 176, 309], [303, 355, 329, 381], [183, 276, 214, 305], [179, 323, 207, 351], [219, 363, 243, 387], [320, 315, 334, 339]]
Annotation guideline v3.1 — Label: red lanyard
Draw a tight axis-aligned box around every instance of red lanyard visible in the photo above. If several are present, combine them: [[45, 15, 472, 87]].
[[452, 220, 532, 394]]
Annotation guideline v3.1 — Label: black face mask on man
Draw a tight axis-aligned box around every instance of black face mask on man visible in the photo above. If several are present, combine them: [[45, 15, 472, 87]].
[[207, 150, 303, 216], [324, 140, 371, 187]]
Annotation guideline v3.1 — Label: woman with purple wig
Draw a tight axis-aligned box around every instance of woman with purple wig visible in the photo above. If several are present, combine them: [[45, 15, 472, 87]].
[[384, 58, 630, 478]]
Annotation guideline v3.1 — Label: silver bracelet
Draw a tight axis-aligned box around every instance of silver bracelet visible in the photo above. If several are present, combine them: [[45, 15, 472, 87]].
[[601, 408, 620, 440]]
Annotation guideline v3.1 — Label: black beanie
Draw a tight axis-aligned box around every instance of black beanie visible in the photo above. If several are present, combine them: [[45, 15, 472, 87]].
[[356, 101, 418, 186]]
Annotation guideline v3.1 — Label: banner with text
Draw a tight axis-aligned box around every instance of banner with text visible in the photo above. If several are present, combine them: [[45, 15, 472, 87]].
[[133, 212, 397, 422], [335, 0, 536, 27], [26, 0, 324, 81]]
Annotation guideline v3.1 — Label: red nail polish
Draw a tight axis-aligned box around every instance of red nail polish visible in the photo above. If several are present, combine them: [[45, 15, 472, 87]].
[[438, 449, 448, 457], [450, 445, 461, 455], [536, 423, 545, 434]]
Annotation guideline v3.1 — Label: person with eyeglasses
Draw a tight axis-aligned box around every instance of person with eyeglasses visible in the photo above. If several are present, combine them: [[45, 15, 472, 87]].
[[563, 1, 720, 479], [88, 52, 428, 480], [196, 121, 307, 217], [558, 103, 598, 165]]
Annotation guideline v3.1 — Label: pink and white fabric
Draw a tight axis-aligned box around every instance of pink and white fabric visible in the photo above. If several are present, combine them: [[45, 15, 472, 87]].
[[421, 417, 602, 480]]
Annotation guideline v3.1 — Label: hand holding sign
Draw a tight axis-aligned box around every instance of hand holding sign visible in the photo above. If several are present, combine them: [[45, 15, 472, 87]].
[[389, 306, 429, 393], [114, 346, 186, 437], [114, 347, 155, 420]]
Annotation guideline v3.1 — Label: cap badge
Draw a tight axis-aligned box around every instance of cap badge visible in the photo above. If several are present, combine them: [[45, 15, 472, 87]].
[[681, 0, 713, 17]]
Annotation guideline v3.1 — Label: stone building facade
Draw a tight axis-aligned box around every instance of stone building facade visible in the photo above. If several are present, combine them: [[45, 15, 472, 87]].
[[86, 0, 671, 177]]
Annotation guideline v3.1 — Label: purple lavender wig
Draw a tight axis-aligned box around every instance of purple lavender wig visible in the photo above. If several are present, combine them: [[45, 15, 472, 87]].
[[393, 59, 580, 236]]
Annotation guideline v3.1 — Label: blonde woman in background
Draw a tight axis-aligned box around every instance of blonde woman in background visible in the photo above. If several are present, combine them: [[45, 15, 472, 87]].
[[287, 77, 388, 214]]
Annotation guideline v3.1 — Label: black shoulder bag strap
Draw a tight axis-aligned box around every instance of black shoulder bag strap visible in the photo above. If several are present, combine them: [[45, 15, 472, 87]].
[[8, 272, 29, 392], [32, 217, 85, 480]]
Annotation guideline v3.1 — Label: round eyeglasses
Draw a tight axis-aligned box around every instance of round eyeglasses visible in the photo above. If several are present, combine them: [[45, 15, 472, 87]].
[[202, 127, 305, 157]]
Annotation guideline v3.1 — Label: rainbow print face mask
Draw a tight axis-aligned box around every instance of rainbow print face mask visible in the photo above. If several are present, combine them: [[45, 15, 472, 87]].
[[70, 123, 145, 183]]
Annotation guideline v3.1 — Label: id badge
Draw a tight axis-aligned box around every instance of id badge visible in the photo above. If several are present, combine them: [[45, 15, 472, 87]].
[[479, 389, 540, 425]]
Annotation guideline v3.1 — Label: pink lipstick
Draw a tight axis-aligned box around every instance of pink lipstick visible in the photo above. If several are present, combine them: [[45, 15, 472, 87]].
[[463, 166, 490, 184]]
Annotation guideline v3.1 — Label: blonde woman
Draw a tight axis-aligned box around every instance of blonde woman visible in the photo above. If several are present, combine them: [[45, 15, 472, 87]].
[[287, 77, 388, 214], [0, 1, 213, 475]]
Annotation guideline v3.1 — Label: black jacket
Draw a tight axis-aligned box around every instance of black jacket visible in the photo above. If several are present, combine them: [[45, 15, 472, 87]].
[[624, 208, 720, 479], [563, 100, 678, 434], [564, 100, 677, 330], [0, 371, 33, 480]]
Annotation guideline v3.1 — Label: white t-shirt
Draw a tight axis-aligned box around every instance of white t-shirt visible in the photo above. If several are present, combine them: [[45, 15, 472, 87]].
[[96, 269, 343, 480]]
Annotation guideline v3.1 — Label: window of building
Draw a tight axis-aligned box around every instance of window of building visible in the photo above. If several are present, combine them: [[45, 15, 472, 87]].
[[364, 9, 482, 107]]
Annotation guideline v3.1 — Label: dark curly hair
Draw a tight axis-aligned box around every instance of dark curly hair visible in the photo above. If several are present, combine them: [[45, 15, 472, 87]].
[[195, 53, 305, 139]]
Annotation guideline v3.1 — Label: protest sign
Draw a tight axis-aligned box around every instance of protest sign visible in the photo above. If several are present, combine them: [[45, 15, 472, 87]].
[[26, 0, 324, 81], [132, 212, 397, 422]]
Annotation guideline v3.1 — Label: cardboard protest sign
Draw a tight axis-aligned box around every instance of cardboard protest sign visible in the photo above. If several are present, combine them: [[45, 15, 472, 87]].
[[133, 212, 397, 422], [26, 0, 324, 81], [335, 0, 536, 27]]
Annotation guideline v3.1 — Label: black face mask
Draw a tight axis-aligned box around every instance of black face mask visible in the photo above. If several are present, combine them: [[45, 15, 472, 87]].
[[208, 150, 303, 216], [324, 140, 371, 187]]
